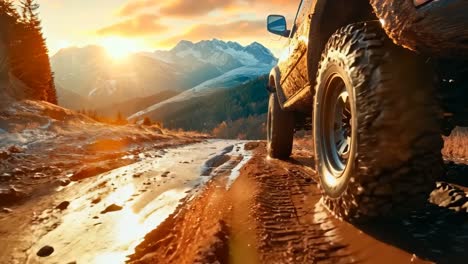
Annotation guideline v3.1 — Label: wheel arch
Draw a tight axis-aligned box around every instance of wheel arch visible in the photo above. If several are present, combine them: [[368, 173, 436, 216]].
[[307, 0, 377, 87], [268, 67, 288, 109]]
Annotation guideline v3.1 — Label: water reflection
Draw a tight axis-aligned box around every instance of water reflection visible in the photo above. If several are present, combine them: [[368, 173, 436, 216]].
[[94, 189, 189, 263], [94, 252, 126, 264], [106, 184, 135, 205]]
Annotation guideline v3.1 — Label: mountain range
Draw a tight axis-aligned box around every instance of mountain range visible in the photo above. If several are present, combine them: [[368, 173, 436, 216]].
[[52, 39, 277, 113]]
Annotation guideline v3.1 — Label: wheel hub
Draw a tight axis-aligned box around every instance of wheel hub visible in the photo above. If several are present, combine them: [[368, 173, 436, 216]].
[[321, 75, 353, 178], [334, 91, 352, 164]]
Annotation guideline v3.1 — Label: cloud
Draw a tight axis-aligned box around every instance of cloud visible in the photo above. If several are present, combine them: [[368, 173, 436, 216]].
[[159, 20, 264, 47], [250, 0, 294, 5], [117, 0, 235, 17], [96, 14, 166, 37], [117, 0, 159, 17], [117, 0, 296, 17], [160, 0, 236, 17]]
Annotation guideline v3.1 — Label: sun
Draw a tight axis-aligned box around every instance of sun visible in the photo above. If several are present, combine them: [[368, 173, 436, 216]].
[[99, 37, 139, 60]]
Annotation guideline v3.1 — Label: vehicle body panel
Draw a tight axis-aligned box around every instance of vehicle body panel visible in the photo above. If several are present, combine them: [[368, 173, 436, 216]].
[[278, 0, 312, 99], [269, 0, 468, 119]]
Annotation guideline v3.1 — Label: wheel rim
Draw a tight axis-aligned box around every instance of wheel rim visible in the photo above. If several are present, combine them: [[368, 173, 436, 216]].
[[320, 74, 353, 179]]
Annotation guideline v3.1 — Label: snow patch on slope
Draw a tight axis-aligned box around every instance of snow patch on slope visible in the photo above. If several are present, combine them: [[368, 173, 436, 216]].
[[129, 65, 271, 119]]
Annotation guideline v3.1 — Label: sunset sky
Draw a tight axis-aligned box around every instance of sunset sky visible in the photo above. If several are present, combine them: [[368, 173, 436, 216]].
[[38, 0, 300, 56]]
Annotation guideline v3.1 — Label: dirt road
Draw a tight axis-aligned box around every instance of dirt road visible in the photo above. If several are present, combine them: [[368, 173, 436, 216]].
[[1, 140, 467, 264]]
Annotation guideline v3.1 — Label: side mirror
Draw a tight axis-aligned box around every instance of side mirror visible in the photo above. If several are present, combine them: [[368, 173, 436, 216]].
[[267, 15, 290, 37]]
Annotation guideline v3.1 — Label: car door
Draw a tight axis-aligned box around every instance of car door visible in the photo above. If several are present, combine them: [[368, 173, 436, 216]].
[[279, 0, 312, 100]]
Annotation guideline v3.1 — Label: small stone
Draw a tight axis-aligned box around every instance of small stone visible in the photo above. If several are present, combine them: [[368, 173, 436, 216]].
[[357, 186, 365, 194], [8, 145, 24, 154], [0, 151, 9, 160], [56, 201, 70, 210], [0, 185, 26, 203], [0, 173, 13, 181], [57, 178, 71, 187], [12, 168, 24, 175], [32, 173, 45, 179], [1, 208, 12, 213], [37, 245, 54, 257], [91, 196, 102, 204], [101, 204, 123, 214]]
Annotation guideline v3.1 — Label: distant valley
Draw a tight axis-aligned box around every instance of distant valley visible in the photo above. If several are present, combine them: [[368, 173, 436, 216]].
[[52, 39, 276, 138]]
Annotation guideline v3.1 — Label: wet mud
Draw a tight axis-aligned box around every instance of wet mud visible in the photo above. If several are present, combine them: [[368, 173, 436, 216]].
[[1, 139, 467, 264]]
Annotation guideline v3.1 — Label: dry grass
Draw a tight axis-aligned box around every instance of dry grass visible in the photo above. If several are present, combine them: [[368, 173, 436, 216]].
[[443, 127, 468, 162]]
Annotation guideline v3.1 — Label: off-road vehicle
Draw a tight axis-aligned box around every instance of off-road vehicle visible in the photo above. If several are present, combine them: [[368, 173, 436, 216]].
[[266, 0, 468, 220]]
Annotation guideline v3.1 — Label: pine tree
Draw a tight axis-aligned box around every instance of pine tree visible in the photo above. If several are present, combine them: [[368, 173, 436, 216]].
[[115, 111, 127, 125], [0, 1, 19, 25], [0, 0, 19, 76], [48, 72, 57, 104], [6, 0, 57, 103]]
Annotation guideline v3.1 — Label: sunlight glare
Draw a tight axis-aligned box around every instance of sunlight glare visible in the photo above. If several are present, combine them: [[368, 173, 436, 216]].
[[93, 252, 125, 264], [115, 189, 187, 244], [106, 184, 135, 205], [99, 37, 139, 60], [56, 40, 70, 51]]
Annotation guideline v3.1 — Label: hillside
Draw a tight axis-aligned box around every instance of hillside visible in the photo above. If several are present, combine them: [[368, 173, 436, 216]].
[[94, 90, 179, 118], [56, 83, 90, 109], [0, 99, 206, 206], [134, 76, 270, 139]]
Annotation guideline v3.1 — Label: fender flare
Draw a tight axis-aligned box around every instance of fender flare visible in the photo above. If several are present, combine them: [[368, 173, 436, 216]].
[[268, 67, 288, 110]]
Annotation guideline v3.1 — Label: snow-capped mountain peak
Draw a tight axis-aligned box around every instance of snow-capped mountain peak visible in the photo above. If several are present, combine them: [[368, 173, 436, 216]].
[[156, 39, 277, 68], [171, 40, 194, 53], [128, 40, 277, 121]]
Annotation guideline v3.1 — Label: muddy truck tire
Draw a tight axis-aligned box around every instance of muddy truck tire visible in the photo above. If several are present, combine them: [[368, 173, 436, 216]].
[[267, 92, 294, 159], [370, 0, 468, 57], [313, 21, 444, 221]]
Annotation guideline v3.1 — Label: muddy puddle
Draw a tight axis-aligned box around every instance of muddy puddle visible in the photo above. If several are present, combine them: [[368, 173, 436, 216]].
[[0, 140, 251, 264]]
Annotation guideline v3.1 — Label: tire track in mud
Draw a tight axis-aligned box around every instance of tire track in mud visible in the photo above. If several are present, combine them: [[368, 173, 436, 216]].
[[129, 142, 354, 264], [248, 153, 352, 264], [241, 144, 468, 264], [250, 144, 468, 264], [128, 141, 468, 264]]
